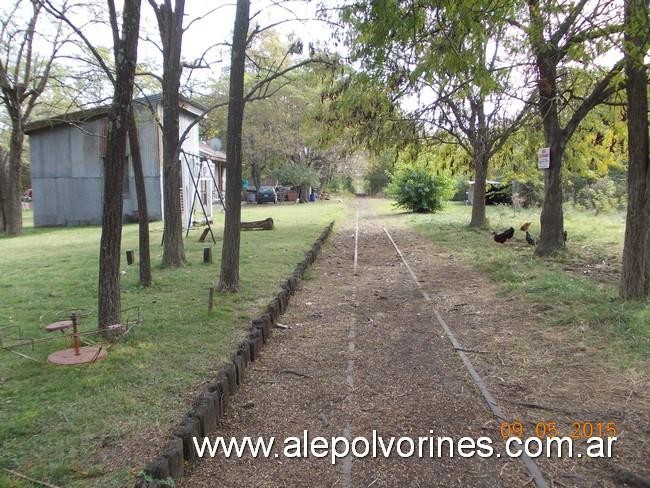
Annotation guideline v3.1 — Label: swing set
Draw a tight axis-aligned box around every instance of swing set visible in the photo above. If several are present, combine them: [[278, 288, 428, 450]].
[[181, 149, 228, 244]]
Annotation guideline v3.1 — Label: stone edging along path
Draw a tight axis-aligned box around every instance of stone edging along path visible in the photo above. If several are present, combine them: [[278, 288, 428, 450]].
[[134, 221, 335, 488]]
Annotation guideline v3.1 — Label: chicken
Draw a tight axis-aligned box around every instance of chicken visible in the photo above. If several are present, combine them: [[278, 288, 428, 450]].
[[520, 222, 531, 231], [493, 227, 515, 243], [525, 231, 535, 246], [563, 230, 568, 243]]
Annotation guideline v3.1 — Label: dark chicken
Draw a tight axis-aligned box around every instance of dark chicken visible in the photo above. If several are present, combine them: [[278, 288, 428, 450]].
[[525, 231, 535, 246], [493, 227, 515, 243]]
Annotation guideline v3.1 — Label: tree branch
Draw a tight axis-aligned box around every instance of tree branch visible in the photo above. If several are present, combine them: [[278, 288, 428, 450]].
[[563, 58, 625, 141]]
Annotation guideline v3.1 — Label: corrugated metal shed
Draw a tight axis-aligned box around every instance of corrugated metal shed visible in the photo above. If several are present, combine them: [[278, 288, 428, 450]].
[[25, 95, 205, 227]]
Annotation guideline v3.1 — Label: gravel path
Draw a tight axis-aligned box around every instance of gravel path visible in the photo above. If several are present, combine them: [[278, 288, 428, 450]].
[[179, 202, 529, 487], [179, 200, 649, 487]]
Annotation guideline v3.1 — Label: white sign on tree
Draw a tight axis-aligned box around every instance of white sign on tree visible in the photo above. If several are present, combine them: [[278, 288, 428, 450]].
[[538, 147, 550, 169]]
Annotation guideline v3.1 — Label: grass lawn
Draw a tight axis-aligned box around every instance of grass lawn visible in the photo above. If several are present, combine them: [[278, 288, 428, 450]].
[[0, 201, 346, 488], [371, 199, 649, 361]]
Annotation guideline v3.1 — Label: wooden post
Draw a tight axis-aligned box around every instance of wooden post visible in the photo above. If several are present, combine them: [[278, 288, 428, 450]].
[[199, 228, 210, 242], [203, 247, 213, 264], [208, 287, 215, 313], [126, 249, 134, 265]]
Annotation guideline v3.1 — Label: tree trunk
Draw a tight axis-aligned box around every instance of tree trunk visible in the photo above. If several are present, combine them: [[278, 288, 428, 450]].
[[299, 183, 310, 203], [645, 205, 650, 296], [5, 124, 24, 235], [251, 161, 261, 202], [0, 148, 7, 233], [98, 117, 128, 330], [218, 0, 250, 292], [529, 12, 566, 256], [97, 0, 141, 331], [535, 139, 566, 255], [0, 191, 4, 233], [160, 103, 185, 267], [155, 0, 186, 268], [469, 152, 488, 228], [129, 109, 152, 287], [620, 0, 649, 300]]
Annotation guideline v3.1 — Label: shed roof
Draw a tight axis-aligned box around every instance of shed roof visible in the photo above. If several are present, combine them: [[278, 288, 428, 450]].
[[24, 93, 208, 134], [199, 142, 226, 162], [468, 180, 502, 185]]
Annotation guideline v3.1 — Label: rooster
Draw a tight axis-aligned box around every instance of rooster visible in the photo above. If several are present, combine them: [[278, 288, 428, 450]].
[[525, 231, 535, 246], [520, 222, 531, 231], [493, 227, 515, 243]]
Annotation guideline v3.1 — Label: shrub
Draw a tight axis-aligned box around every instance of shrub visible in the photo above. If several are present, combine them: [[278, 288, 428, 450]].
[[273, 163, 320, 187], [387, 165, 453, 213], [364, 165, 391, 194], [363, 151, 395, 195], [576, 178, 625, 214], [325, 175, 355, 193], [450, 175, 469, 202]]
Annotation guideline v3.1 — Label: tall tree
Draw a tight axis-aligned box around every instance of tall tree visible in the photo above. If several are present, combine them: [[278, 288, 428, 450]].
[[0, 147, 7, 232], [97, 0, 142, 330], [218, 0, 250, 291], [521, 0, 625, 255], [129, 108, 151, 286], [0, 0, 65, 235], [204, 52, 334, 203], [340, 0, 531, 227], [148, 0, 186, 267], [215, 19, 327, 291], [44, 0, 151, 290], [620, 0, 649, 300]]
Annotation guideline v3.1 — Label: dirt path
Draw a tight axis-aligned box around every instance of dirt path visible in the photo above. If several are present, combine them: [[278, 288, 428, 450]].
[[179, 200, 648, 487]]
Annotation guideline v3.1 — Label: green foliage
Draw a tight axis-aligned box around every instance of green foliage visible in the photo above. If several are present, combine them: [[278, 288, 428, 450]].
[[326, 175, 354, 193], [387, 165, 452, 213], [319, 70, 418, 152], [569, 116, 627, 175], [575, 178, 626, 213], [200, 32, 351, 188], [363, 151, 396, 194], [450, 175, 469, 202], [364, 166, 391, 194], [273, 162, 321, 187]]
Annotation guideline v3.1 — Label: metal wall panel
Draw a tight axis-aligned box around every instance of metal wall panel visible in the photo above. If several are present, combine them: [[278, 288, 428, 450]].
[[28, 102, 200, 226]]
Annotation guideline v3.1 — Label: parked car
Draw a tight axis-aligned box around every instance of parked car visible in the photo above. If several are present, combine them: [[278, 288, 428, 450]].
[[257, 185, 278, 204]]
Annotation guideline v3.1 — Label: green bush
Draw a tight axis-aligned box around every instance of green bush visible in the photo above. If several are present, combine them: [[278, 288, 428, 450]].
[[363, 151, 395, 194], [387, 165, 453, 213], [576, 178, 625, 214], [273, 163, 321, 187], [450, 175, 469, 202], [327, 175, 355, 193], [364, 165, 391, 194]]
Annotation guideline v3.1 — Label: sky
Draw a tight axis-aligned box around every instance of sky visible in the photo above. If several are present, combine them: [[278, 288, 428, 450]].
[[65, 0, 340, 91], [2, 0, 628, 127], [0, 0, 342, 110]]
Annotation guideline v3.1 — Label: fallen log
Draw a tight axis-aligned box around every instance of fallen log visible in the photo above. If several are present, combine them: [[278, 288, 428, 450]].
[[240, 218, 274, 231]]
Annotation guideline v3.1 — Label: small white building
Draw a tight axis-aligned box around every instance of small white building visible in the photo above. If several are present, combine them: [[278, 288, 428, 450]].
[[198, 142, 226, 213], [24, 94, 225, 228], [466, 180, 501, 205]]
